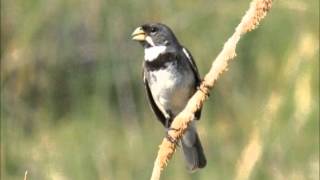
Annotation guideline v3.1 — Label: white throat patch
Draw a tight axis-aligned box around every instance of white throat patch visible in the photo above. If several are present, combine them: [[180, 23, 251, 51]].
[[145, 36, 155, 47], [144, 46, 167, 61]]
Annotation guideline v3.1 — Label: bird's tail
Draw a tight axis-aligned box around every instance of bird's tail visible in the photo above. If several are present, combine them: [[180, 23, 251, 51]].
[[181, 122, 207, 172]]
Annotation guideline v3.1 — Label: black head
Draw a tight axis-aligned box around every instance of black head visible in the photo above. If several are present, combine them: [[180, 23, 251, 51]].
[[131, 23, 180, 48]]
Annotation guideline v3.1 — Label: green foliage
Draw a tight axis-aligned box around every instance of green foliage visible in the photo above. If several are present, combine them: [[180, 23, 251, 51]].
[[1, 0, 319, 179]]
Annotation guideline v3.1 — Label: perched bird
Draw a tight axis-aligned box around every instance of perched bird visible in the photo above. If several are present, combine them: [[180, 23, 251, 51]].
[[131, 23, 206, 171]]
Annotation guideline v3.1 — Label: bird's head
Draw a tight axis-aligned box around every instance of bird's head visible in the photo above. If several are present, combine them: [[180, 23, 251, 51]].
[[131, 23, 179, 48]]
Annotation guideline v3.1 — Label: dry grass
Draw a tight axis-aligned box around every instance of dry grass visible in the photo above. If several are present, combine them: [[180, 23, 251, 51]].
[[24, 170, 28, 180]]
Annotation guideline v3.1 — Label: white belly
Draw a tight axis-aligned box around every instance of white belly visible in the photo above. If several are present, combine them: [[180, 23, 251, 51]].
[[148, 62, 195, 116]]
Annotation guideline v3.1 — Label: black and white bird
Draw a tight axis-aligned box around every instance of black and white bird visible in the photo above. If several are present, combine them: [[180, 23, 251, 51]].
[[131, 23, 206, 171]]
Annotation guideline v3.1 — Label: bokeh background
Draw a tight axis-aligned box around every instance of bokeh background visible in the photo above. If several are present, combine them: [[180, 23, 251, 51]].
[[1, 0, 319, 179]]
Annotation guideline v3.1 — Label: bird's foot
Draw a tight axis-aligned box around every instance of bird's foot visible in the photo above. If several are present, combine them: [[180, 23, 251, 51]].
[[165, 127, 180, 146], [165, 127, 179, 132], [197, 83, 210, 97]]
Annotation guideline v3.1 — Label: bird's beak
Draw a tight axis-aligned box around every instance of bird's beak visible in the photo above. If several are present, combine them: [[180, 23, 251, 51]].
[[131, 27, 146, 41]]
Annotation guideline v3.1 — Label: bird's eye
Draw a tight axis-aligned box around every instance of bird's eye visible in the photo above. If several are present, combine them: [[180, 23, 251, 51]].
[[150, 27, 157, 34]]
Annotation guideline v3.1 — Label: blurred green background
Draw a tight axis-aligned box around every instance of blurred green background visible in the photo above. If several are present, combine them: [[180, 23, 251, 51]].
[[1, 0, 319, 179]]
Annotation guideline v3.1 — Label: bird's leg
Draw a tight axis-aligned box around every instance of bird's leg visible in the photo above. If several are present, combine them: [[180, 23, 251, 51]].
[[164, 113, 179, 145], [164, 111, 177, 131], [164, 116, 171, 129]]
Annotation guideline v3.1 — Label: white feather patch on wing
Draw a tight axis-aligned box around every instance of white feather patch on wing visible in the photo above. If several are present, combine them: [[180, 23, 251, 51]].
[[182, 47, 198, 71], [144, 45, 167, 61], [182, 48, 191, 60]]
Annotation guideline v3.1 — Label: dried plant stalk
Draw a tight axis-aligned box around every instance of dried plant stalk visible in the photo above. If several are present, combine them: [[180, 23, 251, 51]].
[[24, 171, 28, 180], [150, 0, 273, 180]]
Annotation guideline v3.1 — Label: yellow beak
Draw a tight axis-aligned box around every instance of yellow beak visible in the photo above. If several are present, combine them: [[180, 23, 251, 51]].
[[131, 27, 146, 41]]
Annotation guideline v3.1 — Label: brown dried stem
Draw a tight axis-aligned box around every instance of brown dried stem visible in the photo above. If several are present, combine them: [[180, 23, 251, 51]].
[[24, 170, 28, 180], [150, 0, 273, 180]]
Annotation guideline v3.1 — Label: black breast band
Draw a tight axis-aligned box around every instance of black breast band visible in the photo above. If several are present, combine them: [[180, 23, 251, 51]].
[[144, 53, 178, 71]]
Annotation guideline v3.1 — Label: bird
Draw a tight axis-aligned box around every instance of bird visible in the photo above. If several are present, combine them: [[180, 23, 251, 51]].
[[131, 23, 206, 171]]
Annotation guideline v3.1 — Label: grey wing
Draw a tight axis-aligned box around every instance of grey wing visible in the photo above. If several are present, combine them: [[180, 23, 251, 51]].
[[182, 47, 201, 85], [181, 47, 202, 120], [143, 69, 167, 127]]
